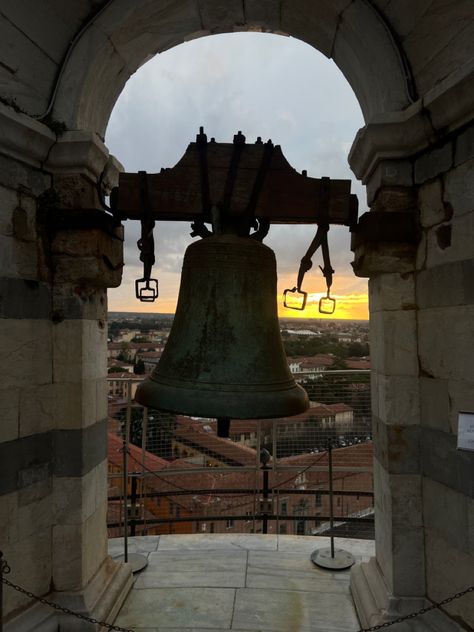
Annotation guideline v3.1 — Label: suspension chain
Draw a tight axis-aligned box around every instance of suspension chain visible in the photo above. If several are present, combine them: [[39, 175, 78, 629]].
[[357, 585, 473, 631], [1, 567, 135, 632]]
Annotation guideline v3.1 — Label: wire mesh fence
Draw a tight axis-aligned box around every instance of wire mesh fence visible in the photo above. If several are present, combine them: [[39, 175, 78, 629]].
[[107, 370, 373, 540]]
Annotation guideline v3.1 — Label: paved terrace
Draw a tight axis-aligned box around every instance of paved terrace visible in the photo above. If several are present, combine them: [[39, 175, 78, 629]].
[[109, 534, 374, 632]]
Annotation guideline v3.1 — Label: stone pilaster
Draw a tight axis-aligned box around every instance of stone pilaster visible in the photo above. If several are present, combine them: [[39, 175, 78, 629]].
[[0, 114, 131, 631], [349, 110, 474, 630]]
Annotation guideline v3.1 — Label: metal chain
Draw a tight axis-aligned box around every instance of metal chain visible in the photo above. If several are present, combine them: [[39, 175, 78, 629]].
[[357, 586, 473, 632], [1, 576, 135, 632]]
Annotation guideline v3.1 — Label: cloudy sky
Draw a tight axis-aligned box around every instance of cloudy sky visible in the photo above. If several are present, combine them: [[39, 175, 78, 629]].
[[105, 32, 368, 319]]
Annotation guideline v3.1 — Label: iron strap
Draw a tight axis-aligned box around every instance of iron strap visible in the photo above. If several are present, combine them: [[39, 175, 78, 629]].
[[245, 140, 274, 224], [196, 127, 211, 218], [296, 176, 333, 292], [221, 131, 246, 212]]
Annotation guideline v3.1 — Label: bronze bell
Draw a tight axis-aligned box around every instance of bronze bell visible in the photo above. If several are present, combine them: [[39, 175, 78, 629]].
[[135, 232, 309, 428]]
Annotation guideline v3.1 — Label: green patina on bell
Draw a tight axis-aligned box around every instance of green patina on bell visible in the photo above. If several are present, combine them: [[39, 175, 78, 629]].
[[135, 232, 308, 424]]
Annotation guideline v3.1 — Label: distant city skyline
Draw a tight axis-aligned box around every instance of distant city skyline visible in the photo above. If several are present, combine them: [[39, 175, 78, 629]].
[[105, 32, 368, 320]]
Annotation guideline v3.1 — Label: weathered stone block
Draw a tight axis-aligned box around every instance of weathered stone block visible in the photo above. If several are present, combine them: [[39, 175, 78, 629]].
[[0, 233, 38, 279], [0, 491, 18, 545], [448, 378, 474, 434], [353, 242, 416, 277], [418, 178, 450, 228], [416, 259, 474, 309], [421, 426, 473, 498], [54, 460, 107, 526], [414, 142, 453, 184], [373, 416, 420, 475], [373, 372, 420, 426], [334, 0, 411, 119], [198, 0, 244, 31], [425, 212, 474, 268], [368, 272, 415, 312], [50, 379, 99, 430], [455, 123, 474, 167], [371, 187, 417, 213], [0, 184, 17, 235], [423, 478, 469, 552], [245, 0, 281, 30], [404, 0, 473, 96], [369, 310, 418, 376], [2, 526, 52, 619], [0, 154, 51, 196], [419, 376, 450, 432], [0, 386, 20, 442], [52, 502, 107, 592], [19, 383, 56, 437], [372, 461, 425, 596], [17, 488, 53, 541], [2, 319, 52, 388], [366, 161, 413, 206], [425, 530, 474, 628], [0, 14, 56, 115], [418, 305, 474, 380], [444, 159, 474, 216], [391, 526, 425, 596], [281, 0, 339, 57], [53, 319, 106, 384]]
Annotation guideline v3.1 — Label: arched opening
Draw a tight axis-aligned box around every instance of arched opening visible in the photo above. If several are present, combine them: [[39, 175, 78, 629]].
[[51, 0, 412, 136], [2, 2, 473, 630], [105, 31, 368, 321]]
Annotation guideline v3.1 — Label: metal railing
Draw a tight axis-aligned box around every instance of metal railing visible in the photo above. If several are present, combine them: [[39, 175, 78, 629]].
[[107, 370, 373, 540]]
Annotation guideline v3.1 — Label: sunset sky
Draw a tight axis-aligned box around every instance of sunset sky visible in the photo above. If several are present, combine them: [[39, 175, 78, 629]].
[[105, 33, 368, 320]]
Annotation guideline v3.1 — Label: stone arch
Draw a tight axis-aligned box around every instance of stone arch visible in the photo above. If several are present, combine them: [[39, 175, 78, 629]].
[[52, 0, 413, 137]]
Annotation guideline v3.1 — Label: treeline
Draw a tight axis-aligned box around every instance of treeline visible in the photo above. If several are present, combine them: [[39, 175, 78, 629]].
[[282, 333, 369, 358], [109, 317, 173, 335]]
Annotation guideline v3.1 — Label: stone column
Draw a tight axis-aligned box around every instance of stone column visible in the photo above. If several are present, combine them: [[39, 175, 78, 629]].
[[0, 110, 132, 632], [348, 100, 474, 631], [349, 185, 427, 624]]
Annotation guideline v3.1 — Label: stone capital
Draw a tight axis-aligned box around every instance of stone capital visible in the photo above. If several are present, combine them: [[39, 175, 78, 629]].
[[349, 59, 474, 187]]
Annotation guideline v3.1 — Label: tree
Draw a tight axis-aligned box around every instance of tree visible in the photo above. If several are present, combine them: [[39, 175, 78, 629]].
[[134, 359, 145, 374], [108, 366, 126, 373]]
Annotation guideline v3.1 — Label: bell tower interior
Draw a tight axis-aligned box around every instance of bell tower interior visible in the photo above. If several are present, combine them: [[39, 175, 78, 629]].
[[0, 2, 473, 631]]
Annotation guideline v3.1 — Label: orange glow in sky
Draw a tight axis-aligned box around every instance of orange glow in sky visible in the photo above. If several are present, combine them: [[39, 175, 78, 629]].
[[109, 272, 369, 320]]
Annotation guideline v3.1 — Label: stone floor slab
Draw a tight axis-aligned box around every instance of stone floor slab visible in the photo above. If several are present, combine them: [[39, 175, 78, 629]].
[[232, 587, 359, 632], [157, 534, 278, 551], [246, 550, 351, 592], [135, 549, 247, 589], [109, 536, 160, 557], [277, 535, 375, 561], [112, 534, 371, 631], [114, 587, 236, 629]]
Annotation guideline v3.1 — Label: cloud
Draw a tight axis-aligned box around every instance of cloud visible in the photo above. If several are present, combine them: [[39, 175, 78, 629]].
[[106, 32, 367, 316]]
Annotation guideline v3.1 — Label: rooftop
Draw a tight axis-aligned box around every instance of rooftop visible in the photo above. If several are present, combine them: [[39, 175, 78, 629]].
[[109, 534, 375, 631]]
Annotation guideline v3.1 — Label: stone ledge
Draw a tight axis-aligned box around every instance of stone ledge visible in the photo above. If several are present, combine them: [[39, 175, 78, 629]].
[[350, 557, 466, 631], [4, 557, 133, 632], [0, 102, 55, 169]]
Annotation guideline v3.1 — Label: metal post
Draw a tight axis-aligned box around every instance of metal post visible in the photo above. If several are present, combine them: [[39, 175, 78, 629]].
[[310, 440, 355, 570], [130, 476, 138, 537], [262, 467, 269, 535], [122, 385, 131, 563], [327, 441, 335, 558], [113, 387, 148, 574]]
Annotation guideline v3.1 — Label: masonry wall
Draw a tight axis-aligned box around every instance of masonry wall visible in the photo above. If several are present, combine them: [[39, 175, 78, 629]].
[[415, 123, 474, 627], [0, 138, 129, 629], [0, 156, 56, 621]]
